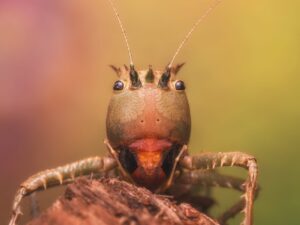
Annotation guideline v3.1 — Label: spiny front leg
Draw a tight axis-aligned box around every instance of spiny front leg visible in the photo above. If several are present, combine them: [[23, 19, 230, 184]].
[[179, 152, 258, 225], [9, 156, 117, 225]]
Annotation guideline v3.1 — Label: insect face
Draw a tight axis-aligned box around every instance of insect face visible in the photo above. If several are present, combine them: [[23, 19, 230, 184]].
[[106, 65, 191, 189]]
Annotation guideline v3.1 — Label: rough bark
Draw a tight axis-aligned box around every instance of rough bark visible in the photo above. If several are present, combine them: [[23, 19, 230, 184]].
[[27, 178, 219, 225]]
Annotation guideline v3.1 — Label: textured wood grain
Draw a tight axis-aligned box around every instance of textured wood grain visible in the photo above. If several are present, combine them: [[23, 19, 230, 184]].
[[26, 178, 219, 225]]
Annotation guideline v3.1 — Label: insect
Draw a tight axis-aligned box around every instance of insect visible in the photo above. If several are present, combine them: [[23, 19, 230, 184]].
[[9, 0, 259, 225]]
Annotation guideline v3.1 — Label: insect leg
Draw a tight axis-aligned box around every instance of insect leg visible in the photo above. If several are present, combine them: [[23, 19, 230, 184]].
[[179, 152, 258, 225], [156, 145, 188, 193], [168, 182, 215, 213], [177, 170, 259, 224], [9, 156, 117, 225], [104, 139, 135, 183], [29, 192, 39, 219]]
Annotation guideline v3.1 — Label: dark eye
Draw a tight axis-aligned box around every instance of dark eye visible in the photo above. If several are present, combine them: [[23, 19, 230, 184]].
[[175, 80, 185, 90], [113, 80, 124, 90]]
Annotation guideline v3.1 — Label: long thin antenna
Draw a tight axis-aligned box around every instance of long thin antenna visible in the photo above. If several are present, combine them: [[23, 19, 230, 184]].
[[108, 0, 134, 65], [168, 0, 222, 68]]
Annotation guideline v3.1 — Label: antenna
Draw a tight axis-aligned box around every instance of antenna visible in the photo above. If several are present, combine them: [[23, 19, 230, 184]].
[[168, 0, 222, 68], [108, 0, 134, 66]]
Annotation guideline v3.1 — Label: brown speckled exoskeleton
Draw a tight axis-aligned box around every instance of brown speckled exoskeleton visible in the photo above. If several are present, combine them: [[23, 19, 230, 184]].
[[9, 1, 259, 225]]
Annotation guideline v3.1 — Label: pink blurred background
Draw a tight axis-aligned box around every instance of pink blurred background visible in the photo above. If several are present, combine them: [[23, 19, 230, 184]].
[[0, 0, 114, 222], [1, 0, 299, 224]]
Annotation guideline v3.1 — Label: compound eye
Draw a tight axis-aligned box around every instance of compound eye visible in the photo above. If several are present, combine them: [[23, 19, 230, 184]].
[[175, 80, 185, 90], [113, 80, 124, 90]]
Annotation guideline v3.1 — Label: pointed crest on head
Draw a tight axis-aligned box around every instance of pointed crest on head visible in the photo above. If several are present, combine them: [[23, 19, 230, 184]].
[[145, 65, 155, 83], [158, 63, 185, 89], [158, 67, 171, 89], [171, 63, 185, 75], [129, 65, 142, 88], [110, 65, 121, 76], [123, 64, 129, 71]]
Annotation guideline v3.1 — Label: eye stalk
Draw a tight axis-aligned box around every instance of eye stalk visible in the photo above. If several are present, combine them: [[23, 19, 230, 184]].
[[175, 80, 185, 90], [113, 80, 124, 91]]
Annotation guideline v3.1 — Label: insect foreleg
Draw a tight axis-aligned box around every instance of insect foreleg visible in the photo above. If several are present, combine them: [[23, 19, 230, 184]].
[[9, 156, 117, 225], [179, 152, 258, 225]]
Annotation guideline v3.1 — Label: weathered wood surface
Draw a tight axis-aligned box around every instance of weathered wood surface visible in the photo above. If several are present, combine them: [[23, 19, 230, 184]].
[[27, 178, 219, 225]]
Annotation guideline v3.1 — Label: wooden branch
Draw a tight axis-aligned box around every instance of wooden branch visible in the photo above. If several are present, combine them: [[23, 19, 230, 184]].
[[27, 178, 219, 225]]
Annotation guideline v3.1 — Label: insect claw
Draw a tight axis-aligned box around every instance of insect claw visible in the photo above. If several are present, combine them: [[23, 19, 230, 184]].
[[231, 156, 237, 166], [14, 206, 22, 215], [220, 155, 227, 167], [41, 178, 47, 190], [212, 160, 217, 169], [226, 181, 232, 188], [56, 172, 63, 184], [240, 207, 246, 214]]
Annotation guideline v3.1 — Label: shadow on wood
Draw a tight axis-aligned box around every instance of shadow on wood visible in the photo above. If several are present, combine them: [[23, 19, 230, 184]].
[[27, 178, 219, 225]]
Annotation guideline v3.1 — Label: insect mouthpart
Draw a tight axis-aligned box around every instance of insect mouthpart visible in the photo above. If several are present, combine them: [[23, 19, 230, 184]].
[[117, 139, 183, 190]]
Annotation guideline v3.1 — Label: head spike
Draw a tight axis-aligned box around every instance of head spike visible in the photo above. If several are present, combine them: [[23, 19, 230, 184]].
[[123, 64, 129, 71], [168, 0, 222, 68], [108, 0, 134, 66], [129, 65, 142, 88], [109, 65, 121, 76], [145, 65, 154, 83], [158, 67, 171, 89], [172, 63, 185, 75]]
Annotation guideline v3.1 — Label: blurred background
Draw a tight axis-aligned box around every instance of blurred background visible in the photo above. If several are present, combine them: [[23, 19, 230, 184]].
[[0, 0, 299, 224]]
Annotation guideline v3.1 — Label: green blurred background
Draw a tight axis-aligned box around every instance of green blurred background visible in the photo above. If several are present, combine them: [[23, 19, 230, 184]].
[[0, 0, 299, 224]]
